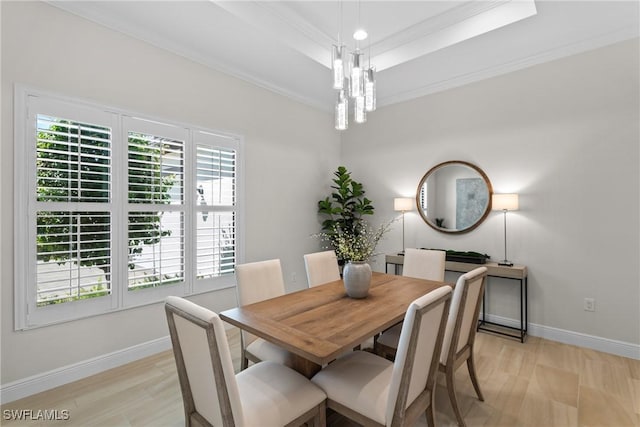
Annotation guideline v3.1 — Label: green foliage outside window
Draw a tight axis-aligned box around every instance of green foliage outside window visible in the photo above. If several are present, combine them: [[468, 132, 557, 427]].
[[35, 120, 175, 304]]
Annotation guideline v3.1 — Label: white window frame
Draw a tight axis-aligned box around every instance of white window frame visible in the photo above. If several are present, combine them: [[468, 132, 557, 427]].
[[14, 85, 244, 329]]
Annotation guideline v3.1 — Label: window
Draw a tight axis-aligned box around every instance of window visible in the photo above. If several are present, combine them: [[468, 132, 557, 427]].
[[15, 87, 243, 328]]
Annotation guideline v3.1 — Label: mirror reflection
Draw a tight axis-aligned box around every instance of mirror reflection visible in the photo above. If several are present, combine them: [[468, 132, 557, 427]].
[[417, 161, 492, 234]]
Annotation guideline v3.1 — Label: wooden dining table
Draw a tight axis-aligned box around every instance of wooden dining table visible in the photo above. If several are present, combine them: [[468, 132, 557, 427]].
[[220, 272, 452, 378]]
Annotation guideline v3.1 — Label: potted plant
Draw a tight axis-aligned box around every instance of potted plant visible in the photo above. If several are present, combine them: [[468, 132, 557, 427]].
[[317, 166, 374, 254], [317, 166, 396, 298]]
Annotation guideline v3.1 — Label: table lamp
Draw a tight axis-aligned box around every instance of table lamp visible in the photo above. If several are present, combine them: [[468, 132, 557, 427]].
[[394, 197, 413, 253], [492, 193, 519, 266]]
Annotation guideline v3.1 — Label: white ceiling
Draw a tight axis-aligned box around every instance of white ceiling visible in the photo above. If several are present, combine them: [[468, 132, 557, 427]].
[[48, 1, 639, 111]]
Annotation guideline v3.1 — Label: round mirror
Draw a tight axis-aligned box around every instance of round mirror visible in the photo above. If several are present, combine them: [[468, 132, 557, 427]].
[[416, 161, 493, 234]]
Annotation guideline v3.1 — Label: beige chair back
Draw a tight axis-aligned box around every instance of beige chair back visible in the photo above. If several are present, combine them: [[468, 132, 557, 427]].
[[236, 259, 285, 305], [235, 259, 285, 346], [165, 296, 244, 427], [440, 267, 487, 364], [385, 286, 452, 425], [304, 250, 341, 287], [402, 248, 446, 281]]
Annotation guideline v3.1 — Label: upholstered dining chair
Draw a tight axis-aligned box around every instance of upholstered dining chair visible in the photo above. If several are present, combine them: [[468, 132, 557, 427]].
[[304, 250, 341, 287], [375, 248, 446, 359], [402, 248, 446, 282], [439, 266, 488, 427], [311, 286, 452, 427], [165, 296, 327, 427], [235, 259, 292, 370]]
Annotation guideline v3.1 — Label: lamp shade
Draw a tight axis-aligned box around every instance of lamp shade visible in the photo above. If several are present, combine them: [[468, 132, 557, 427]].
[[492, 194, 519, 211], [394, 197, 413, 212]]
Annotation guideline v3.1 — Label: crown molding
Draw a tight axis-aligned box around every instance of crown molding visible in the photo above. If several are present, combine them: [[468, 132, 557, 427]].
[[214, 0, 538, 72], [44, 0, 639, 114], [373, 0, 537, 71], [377, 26, 639, 108], [213, 1, 334, 68], [46, 0, 332, 112]]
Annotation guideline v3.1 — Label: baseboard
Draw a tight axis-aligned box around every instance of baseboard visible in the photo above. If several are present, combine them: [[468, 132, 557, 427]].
[[484, 313, 640, 360], [3, 317, 638, 404], [0, 336, 172, 405]]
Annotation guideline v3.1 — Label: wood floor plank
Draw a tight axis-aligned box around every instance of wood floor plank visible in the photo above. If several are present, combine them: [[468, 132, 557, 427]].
[[627, 357, 640, 380], [537, 340, 582, 374], [531, 364, 579, 408], [517, 385, 578, 427], [484, 373, 530, 425], [496, 345, 538, 380], [578, 385, 637, 427], [630, 377, 640, 417], [580, 356, 633, 401]]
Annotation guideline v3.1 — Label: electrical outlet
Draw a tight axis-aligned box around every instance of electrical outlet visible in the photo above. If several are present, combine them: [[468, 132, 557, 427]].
[[584, 298, 595, 312], [291, 272, 296, 283]]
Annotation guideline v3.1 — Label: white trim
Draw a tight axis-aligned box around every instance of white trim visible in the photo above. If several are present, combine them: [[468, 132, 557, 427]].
[[0, 321, 238, 405], [484, 313, 640, 360], [372, 0, 537, 72], [378, 25, 639, 108], [0, 336, 171, 405], [213, 1, 333, 68], [189, 0, 532, 72], [13, 85, 29, 330], [14, 85, 244, 329], [1, 315, 636, 404]]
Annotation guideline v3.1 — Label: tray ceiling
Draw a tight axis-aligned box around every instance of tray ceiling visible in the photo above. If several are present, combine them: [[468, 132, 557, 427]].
[[48, 1, 639, 111]]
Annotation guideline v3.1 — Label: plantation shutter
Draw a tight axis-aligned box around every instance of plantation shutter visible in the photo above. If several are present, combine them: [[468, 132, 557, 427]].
[[16, 88, 244, 329], [35, 112, 113, 306], [124, 117, 186, 295], [194, 130, 238, 286]]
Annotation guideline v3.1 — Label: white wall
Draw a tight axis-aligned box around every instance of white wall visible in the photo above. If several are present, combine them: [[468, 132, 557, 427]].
[[342, 39, 640, 347], [0, 1, 339, 385]]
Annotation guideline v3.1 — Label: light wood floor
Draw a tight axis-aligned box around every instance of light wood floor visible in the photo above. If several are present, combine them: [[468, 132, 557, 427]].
[[2, 329, 639, 426]]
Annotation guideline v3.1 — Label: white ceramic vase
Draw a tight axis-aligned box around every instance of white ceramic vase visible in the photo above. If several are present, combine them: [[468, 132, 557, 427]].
[[342, 261, 372, 298]]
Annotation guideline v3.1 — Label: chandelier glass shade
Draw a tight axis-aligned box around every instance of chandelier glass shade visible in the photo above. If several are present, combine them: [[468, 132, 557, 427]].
[[335, 88, 348, 130], [349, 51, 363, 98], [332, 45, 345, 90], [364, 67, 376, 112]]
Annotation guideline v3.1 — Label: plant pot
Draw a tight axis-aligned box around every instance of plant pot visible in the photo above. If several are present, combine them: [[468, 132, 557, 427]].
[[343, 261, 372, 298]]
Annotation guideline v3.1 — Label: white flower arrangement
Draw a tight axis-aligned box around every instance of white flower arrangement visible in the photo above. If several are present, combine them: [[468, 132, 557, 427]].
[[314, 219, 395, 262]]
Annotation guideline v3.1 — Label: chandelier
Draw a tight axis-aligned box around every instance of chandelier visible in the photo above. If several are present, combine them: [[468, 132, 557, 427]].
[[332, 1, 376, 131]]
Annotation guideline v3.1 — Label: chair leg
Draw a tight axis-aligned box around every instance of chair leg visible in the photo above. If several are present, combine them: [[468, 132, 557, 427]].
[[315, 401, 326, 427], [466, 357, 484, 401], [374, 341, 397, 361], [240, 347, 249, 371], [446, 367, 466, 427], [373, 341, 380, 357], [425, 391, 436, 427]]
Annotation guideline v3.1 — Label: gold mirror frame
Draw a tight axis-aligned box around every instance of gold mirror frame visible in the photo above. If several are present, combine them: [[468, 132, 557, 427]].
[[416, 161, 493, 234]]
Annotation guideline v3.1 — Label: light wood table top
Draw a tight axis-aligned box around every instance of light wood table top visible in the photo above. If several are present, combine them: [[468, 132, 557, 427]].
[[220, 272, 451, 378]]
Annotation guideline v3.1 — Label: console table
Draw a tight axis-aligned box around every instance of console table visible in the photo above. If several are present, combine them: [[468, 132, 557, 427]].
[[385, 254, 528, 342]]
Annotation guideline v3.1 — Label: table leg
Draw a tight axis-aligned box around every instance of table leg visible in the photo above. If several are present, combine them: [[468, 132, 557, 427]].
[[525, 277, 528, 334], [482, 287, 486, 324], [520, 278, 524, 342], [290, 355, 322, 379]]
